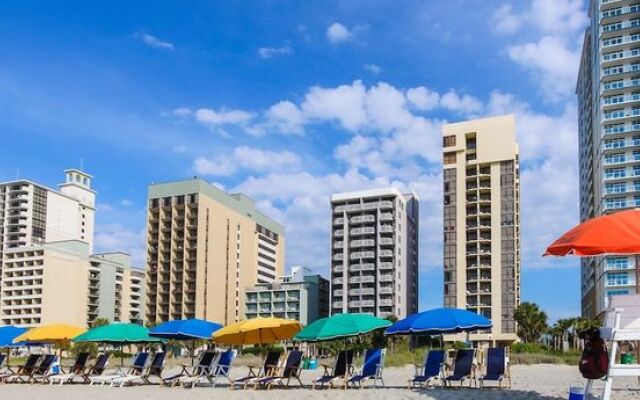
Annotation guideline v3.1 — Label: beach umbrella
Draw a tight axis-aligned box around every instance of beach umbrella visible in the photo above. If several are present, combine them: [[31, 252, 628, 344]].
[[73, 323, 165, 344], [385, 308, 492, 336], [294, 313, 392, 342], [0, 326, 28, 347], [13, 324, 85, 344], [212, 317, 301, 345], [149, 319, 222, 340], [150, 319, 222, 366], [544, 209, 640, 256]]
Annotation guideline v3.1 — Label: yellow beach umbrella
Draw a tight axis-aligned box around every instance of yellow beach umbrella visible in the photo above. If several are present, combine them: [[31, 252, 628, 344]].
[[212, 317, 301, 345], [13, 324, 86, 344]]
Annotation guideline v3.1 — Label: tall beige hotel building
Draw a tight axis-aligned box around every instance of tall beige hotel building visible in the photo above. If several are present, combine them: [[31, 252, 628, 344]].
[[144, 178, 285, 326], [442, 115, 521, 344]]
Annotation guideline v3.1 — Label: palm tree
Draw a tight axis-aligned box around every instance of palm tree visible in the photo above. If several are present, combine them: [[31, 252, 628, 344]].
[[513, 302, 548, 343]]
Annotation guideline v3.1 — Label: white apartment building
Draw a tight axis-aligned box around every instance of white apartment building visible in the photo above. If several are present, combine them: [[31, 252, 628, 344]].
[[442, 115, 521, 344], [577, 0, 640, 318], [330, 188, 419, 319], [0, 168, 144, 327], [0, 169, 96, 255]]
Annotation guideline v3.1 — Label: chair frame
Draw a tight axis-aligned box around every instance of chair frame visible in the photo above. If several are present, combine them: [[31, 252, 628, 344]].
[[253, 350, 304, 390], [408, 349, 445, 389], [443, 348, 478, 388], [479, 347, 511, 389], [312, 350, 353, 390], [231, 350, 282, 390], [346, 348, 387, 389]]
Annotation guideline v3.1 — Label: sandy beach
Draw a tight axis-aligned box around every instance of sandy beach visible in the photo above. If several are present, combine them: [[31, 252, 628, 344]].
[[2, 364, 640, 400]]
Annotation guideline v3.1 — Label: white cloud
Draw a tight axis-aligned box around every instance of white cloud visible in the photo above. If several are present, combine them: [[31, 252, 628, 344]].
[[94, 224, 146, 266], [301, 81, 368, 131], [491, 4, 523, 34], [136, 32, 174, 50], [120, 199, 134, 207], [493, 0, 588, 101], [326, 22, 353, 43], [193, 146, 301, 177], [172, 145, 187, 153], [529, 0, 589, 36], [266, 101, 306, 135], [363, 64, 382, 74], [193, 156, 237, 176], [406, 86, 440, 111], [173, 106, 258, 135], [258, 45, 293, 59], [508, 36, 581, 102], [172, 107, 192, 118], [195, 107, 255, 126], [440, 90, 483, 114]]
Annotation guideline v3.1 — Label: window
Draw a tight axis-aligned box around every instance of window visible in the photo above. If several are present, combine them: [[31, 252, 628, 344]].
[[605, 153, 626, 164], [605, 182, 626, 194], [607, 289, 630, 297], [605, 167, 626, 179], [444, 152, 456, 164], [605, 197, 627, 210], [607, 256, 629, 270], [443, 135, 456, 147], [607, 272, 629, 286]]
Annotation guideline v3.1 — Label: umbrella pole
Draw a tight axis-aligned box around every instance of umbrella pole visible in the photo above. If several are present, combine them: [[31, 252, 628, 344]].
[[191, 340, 195, 367], [632, 253, 640, 359]]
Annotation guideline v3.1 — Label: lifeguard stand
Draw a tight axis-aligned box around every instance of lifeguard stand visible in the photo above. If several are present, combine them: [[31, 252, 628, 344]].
[[585, 295, 640, 400]]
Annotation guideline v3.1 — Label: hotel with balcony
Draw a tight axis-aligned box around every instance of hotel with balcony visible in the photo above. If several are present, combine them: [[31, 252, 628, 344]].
[[88, 252, 145, 325], [0, 168, 145, 327], [577, 0, 640, 318], [144, 178, 285, 326], [245, 266, 329, 325], [442, 115, 521, 344], [330, 188, 419, 319]]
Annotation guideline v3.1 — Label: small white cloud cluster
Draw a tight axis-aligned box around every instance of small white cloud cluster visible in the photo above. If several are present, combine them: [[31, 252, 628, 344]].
[[136, 32, 174, 50], [258, 45, 293, 59]]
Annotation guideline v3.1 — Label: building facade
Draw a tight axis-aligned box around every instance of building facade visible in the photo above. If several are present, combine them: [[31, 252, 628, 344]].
[[144, 178, 285, 326], [577, 0, 640, 318], [330, 188, 419, 319], [0, 169, 96, 257], [442, 115, 521, 344], [0, 169, 144, 327], [245, 266, 330, 326], [89, 252, 145, 325]]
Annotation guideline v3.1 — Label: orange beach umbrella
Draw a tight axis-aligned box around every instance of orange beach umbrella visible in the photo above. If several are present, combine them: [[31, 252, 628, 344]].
[[544, 209, 640, 257]]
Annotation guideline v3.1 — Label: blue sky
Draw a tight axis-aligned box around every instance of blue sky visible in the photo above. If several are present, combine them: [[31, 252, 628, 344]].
[[0, 0, 587, 322]]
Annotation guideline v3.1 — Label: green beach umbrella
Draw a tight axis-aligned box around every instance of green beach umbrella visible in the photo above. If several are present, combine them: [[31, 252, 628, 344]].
[[73, 323, 166, 344], [294, 313, 392, 342]]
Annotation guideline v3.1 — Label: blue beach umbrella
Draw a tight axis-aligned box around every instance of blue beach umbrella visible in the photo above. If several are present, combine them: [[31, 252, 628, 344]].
[[149, 319, 222, 340], [149, 319, 222, 366], [0, 326, 30, 347], [385, 308, 492, 336]]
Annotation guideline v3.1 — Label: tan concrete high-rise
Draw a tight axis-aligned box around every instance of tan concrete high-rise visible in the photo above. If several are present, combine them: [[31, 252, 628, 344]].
[[144, 178, 285, 326], [442, 115, 521, 344]]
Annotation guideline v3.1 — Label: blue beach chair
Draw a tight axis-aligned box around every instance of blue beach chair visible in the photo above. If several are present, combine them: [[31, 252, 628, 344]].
[[479, 347, 511, 389], [443, 349, 477, 388], [347, 348, 386, 389], [408, 349, 445, 388]]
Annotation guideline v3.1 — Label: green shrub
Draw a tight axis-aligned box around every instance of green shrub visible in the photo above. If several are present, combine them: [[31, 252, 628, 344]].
[[511, 342, 548, 353]]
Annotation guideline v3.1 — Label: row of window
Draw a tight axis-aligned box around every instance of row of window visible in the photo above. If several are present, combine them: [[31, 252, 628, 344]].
[[603, 33, 640, 47]]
